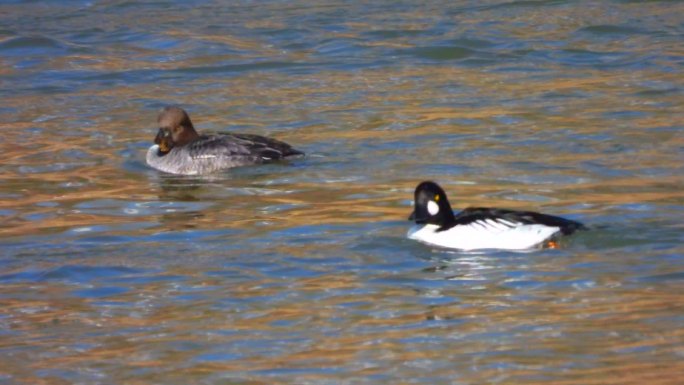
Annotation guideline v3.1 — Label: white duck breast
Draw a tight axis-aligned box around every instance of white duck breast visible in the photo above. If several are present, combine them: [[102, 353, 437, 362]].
[[407, 220, 561, 251]]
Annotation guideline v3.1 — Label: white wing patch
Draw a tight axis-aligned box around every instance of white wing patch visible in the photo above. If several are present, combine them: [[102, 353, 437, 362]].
[[496, 219, 518, 227], [192, 154, 218, 159], [471, 218, 521, 232]]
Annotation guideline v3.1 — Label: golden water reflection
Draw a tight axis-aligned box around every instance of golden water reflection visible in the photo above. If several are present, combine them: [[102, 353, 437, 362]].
[[1, 1, 684, 383], [2, 274, 684, 383]]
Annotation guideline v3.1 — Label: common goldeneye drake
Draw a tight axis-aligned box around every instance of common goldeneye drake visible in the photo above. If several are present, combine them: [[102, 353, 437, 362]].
[[407, 181, 585, 251], [146, 106, 304, 175]]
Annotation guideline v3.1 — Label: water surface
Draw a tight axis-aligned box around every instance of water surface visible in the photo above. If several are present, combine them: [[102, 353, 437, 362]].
[[1, 1, 684, 384]]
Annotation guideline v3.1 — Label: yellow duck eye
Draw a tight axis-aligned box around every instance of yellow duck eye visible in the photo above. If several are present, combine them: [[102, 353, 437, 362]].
[[434, 194, 440, 202]]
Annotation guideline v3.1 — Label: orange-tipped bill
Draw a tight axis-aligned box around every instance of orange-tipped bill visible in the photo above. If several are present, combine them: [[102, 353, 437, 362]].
[[154, 129, 172, 154]]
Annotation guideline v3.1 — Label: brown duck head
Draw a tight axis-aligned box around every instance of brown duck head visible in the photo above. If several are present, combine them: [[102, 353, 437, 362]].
[[154, 106, 200, 155]]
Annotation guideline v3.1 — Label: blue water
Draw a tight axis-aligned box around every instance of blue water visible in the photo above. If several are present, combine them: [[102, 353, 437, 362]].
[[1, 1, 684, 383]]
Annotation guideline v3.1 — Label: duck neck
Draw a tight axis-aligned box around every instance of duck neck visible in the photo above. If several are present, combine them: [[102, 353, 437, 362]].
[[176, 123, 200, 146]]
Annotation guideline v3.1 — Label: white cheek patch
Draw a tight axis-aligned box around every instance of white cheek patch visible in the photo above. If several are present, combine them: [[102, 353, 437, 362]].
[[427, 200, 440, 216]]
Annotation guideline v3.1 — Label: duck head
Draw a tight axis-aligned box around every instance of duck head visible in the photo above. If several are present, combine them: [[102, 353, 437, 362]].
[[154, 106, 200, 155], [409, 181, 456, 226]]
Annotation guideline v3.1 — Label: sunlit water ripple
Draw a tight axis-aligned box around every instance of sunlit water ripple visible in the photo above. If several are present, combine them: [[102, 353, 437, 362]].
[[1, 1, 683, 384]]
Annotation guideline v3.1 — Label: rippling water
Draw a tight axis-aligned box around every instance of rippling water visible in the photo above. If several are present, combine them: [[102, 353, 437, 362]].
[[1, 1, 684, 383]]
